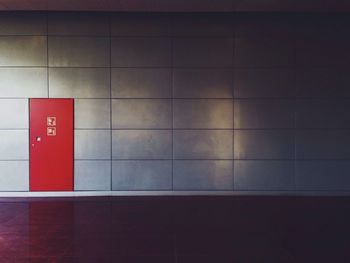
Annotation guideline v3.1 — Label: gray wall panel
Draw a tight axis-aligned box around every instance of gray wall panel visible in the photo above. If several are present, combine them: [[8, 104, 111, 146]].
[[173, 160, 233, 190], [75, 160, 111, 191], [296, 99, 350, 128], [111, 37, 172, 67], [296, 38, 350, 67], [49, 68, 110, 98], [0, 130, 28, 160], [235, 14, 295, 38], [296, 69, 350, 98], [0, 161, 28, 191], [75, 99, 110, 129], [0, 36, 47, 66], [0, 13, 46, 35], [296, 161, 350, 191], [294, 15, 350, 38], [111, 14, 172, 36], [112, 160, 172, 190], [0, 68, 47, 98], [112, 130, 172, 159], [234, 130, 294, 159], [234, 160, 294, 190], [173, 69, 233, 98], [235, 37, 295, 67], [75, 130, 111, 160], [234, 69, 296, 98], [48, 13, 109, 36], [112, 99, 172, 129], [234, 99, 294, 129], [296, 130, 350, 159], [174, 99, 233, 129], [173, 38, 234, 67], [171, 14, 233, 36], [0, 99, 28, 128], [112, 68, 172, 98], [174, 130, 233, 159], [48, 36, 110, 67]]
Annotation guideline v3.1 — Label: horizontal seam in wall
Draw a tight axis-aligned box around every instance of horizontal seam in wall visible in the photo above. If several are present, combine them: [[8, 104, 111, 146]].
[[0, 159, 347, 162], [0, 128, 28, 130], [0, 96, 350, 101], [2, 128, 350, 131], [0, 66, 347, 69], [111, 128, 233, 130], [3, 190, 350, 198]]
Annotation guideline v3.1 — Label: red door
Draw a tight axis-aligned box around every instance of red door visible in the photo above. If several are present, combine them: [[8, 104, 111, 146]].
[[29, 99, 74, 191]]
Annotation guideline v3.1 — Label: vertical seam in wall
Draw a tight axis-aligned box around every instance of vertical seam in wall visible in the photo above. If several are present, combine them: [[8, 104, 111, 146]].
[[293, 37, 297, 194], [232, 17, 235, 192], [109, 13, 113, 191], [46, 13, 49, 98], [28, 98, 30, 192], [171, 35, 174, 192]]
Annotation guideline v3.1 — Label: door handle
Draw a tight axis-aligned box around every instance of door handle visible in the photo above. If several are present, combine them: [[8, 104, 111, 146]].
[[32, 136, 41, 147]]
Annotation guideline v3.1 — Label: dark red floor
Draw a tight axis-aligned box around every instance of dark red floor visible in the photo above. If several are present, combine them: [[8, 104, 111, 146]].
[[0, 196, 350, 262]]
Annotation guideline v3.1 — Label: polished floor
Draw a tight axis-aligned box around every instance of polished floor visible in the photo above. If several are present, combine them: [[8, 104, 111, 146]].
[[0, 196, 350, 262]]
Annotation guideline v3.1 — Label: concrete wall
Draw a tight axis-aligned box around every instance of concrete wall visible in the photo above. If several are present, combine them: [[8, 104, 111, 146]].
[[0, 12, 349, 194]]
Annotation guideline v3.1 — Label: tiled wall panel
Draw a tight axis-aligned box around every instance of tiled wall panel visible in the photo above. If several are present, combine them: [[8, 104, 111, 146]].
[[0, 130, 28, 160], [48, 13, 109, 36], [75, 130, 111, 160], [296, 161, 350, 191], [0, 68, 47, 98], [0, 161, 29, 191], [111, 68, 172, 98], [173, 160, 233, 190], [112, 99, 172, 129], [49, 68, 110, 98], [111, 37, 172, 67], [173, 69, 233, 98], [75, 161, 111, 190], [75, 99, 111, 129], [296, 69, 350, 98], [234, 99, 294, 129], [173, 38, 234, 67], [234, 69, 295, 98], [234, 37, 295, 67], [112, 160, 172, 190], [174, 130, 233, 159], [234, 160, 294, 190], [112, 130, 172, 159], [48, 37, 110, 67], [0, 99, 28, 128], [111, 14, 172, 36], [234, 130, 294, 160], [174, 99, 233, 129], [0, 36, 47, 66], [0, 13, 46, 35], [296, 131, 350, 159], [295, 99, 350, 128]]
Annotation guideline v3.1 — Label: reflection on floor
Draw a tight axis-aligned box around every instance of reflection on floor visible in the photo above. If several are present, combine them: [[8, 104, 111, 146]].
[[0, 196, 349, 262]]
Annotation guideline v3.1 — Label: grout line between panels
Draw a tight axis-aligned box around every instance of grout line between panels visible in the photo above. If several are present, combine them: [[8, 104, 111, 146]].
[[46, 13, 49, 98], [109, 13, 113, 192], [171, 36, 175, 191]]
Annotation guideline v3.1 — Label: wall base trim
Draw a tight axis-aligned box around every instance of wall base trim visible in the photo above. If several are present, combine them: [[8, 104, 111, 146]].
[[0, 190, 349, 197]]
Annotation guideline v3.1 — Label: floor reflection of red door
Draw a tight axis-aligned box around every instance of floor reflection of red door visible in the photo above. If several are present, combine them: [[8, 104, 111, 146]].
[[29, 202, 74, 258], [29, 99, 74, 191]]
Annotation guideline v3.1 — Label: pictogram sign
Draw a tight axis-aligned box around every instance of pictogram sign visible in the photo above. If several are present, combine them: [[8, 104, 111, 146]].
[[47, 127, 56, 136], [47, 117, 56, 126]]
